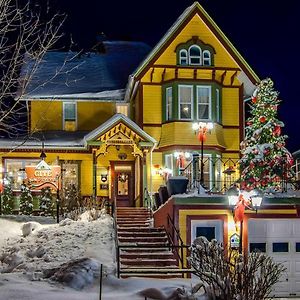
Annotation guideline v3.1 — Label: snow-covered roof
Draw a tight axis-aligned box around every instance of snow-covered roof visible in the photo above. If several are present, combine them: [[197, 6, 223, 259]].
[[20, 41, 151, 101]]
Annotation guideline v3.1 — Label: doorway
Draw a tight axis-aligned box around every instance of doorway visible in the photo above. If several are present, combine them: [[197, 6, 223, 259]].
[[111, 162, 134, 207]]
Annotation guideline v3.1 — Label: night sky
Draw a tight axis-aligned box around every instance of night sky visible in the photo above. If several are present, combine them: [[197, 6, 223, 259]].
[[51, 0, 300, 152]]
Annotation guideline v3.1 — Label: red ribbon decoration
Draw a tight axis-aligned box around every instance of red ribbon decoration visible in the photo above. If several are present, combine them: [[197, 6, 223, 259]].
[[197, 127, 208, 142], [234, 194, 252, 223]]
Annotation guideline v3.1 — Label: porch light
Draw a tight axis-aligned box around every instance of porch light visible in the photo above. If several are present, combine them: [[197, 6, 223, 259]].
[[251, 189, 263, 211]]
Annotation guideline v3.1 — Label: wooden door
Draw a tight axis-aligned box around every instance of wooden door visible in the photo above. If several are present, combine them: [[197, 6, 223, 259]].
[[111, 162, 134, 207]]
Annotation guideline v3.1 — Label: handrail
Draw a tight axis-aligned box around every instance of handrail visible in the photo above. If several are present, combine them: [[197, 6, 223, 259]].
[[166, 214, 187, 271], [112, 197, 120, 278]]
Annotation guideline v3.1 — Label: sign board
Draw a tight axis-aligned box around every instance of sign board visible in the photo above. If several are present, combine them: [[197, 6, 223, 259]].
[[25, 160, 61, 191], [230, 233, 240, 249]]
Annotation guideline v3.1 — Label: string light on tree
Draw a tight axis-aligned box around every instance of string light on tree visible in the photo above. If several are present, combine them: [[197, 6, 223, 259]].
[[239, 78, 294, 192]]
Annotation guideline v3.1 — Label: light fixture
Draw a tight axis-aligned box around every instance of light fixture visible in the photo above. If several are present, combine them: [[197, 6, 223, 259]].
[[227, 184, 239, 207], [40, 142, 47, 160], [250, 189, 263, 211]]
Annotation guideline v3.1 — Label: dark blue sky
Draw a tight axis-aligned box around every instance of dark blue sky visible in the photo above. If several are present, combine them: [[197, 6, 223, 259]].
[[51, 0, 300, 152]]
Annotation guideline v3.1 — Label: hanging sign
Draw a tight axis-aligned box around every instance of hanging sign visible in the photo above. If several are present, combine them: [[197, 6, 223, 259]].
[[230, 233, 240, 249], [25, 160, 61, 191]]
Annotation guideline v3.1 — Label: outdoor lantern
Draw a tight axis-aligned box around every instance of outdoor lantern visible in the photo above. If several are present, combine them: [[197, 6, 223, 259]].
[[227, 185, 239, 207], [251, 189, 263, 210]]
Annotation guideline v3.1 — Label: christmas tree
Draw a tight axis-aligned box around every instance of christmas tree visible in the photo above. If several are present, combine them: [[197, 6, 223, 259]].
[[19, 183, 33, 215], [1, 179, 14, 214], [39, 187, 54, 216], [239, 78, 294, 192]]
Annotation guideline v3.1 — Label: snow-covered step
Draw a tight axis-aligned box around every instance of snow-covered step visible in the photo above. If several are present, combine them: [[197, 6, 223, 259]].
[[118, 236, 168, 243], [117, 227, 164, 232], [119, 247, 172, 253], [118, 231, 166, 237], [121, 258, 178, 267], [120, 252, 175, 259]]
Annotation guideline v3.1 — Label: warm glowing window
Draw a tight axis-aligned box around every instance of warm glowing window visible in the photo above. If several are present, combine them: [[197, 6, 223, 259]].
[[178, 85, 193, 120], [197, 86, 211, 120]]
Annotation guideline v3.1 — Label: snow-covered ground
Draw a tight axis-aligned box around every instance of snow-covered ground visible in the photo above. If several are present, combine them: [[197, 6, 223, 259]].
[[0, 212, 202, 300]]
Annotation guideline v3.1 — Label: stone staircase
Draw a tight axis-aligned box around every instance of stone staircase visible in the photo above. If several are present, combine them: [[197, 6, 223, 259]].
[[116, 207, 182, 278]]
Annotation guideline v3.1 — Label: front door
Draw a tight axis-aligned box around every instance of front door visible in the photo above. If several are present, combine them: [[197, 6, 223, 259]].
[[111, 162, 134, 207]]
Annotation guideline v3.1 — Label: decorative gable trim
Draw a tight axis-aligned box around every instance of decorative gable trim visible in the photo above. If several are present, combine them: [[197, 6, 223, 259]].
[[131, 2, 259, 84]]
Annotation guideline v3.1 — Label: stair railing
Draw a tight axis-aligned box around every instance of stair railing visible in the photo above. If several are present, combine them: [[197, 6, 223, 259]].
[[165, 214, 188, 272], [112, 196, 120, 278]]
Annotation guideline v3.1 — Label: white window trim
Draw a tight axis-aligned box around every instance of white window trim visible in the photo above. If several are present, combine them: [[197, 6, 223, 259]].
[[216, 88, 220, 122], [178, 85, 193, 120], [196, 85, 212, 121], [179, 49, 188, 65], [63, 102, 77, 130], [191, 219, 223, 243], [188, 45, 202, 65], [203, 50, 211, 66], [166, 87, 173, 121]]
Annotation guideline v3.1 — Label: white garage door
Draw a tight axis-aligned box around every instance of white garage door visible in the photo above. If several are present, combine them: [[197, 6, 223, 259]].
[[248, 219, 300, 298]]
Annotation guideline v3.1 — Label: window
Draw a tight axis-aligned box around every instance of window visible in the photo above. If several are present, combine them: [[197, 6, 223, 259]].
[[216, 89, 220, 122], [179, 50, 188, 65], [63, 102, 76, 131], [196, 227, 215, 241], [250, 243, 266, 253], [62, 161, 80, 190], [197, 86, 211, 120], [164, 154, 173, 173], [273, 242, 289, 253], [296, 243, 300, 252], [4, 159, 39, 190], [178, 85, 193, 120], [189, 45, 201, 65], [166, 87, 173, 121], [203, 50, 211, 66]]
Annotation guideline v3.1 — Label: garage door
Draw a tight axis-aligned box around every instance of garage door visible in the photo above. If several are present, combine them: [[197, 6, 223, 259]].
[[248, 219, 300, 297]]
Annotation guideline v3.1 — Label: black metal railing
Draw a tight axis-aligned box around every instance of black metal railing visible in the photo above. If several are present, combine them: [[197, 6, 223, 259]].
[[165, 214, 188, 272], [180, 156, 298, 194]]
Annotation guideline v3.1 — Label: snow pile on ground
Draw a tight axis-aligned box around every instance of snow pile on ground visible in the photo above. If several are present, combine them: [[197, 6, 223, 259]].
[[0, 212, 114, 290]]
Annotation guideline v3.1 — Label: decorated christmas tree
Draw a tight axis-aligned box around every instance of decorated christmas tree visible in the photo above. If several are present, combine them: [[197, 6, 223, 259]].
[[239, 78, 294, 192], [19, 183, 33, 215], [1, 179, 14, 214]]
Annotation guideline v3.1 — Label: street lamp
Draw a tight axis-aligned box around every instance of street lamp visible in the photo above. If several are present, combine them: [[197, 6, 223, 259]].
[[192, 122, 213, 186]]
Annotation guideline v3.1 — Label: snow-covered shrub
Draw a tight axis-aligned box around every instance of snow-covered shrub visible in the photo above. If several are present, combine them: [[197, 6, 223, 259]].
[[39, 187, 54, 217], [1, 179, 14, 215], [21, 221, 41, 237], [60, 184, 82, 220], [19, 183, 33, 215], [189, 236, 285, 300]]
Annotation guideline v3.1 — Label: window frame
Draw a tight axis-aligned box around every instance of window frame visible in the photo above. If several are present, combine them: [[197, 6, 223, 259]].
[[179, 49, 188, 65], [188, 45, 202, 65], [178, 85, 193, 120], [166, 87, 173, 121], [63, 102, 77, 130], [196, 85, 212, 121], [203, 50, 211, 66], [216, 88, 220, 122]]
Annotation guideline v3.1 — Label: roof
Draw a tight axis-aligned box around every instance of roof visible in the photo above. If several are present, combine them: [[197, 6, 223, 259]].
[[0, 114, 157, 150], [126, 2, 260, 99], [20, 41, 151, 101]]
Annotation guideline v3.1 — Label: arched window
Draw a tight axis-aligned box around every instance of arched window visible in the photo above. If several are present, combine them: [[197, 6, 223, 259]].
[[179, 49, 188, 65], [203, 50, 211, 66], [189, 45, 201, 65]]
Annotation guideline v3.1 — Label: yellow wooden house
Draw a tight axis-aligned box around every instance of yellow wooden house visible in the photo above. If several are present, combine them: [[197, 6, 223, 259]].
[[0, 2, 259, 206]]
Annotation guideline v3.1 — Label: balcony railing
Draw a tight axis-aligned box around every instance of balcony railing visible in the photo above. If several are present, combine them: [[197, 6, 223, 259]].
[[179, 156, 299, 194]]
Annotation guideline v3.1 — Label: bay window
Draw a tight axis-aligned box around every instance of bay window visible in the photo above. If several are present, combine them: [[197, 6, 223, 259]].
[[179, 85, 193, 120]]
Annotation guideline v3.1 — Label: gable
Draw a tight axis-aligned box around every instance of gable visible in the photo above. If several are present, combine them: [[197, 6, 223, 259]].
[[132, 3, 259, 88]]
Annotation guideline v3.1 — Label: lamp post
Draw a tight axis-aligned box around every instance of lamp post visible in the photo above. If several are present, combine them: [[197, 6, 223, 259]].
[[192, 122, 213, 186], [227, 186, 263, 254]]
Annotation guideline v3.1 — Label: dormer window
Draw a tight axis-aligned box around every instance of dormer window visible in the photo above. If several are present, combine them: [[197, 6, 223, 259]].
[[189, 45, 201, 65], [179, 49, 188, 65], [203, 50, 211, 66], [176, 37, 215, 67]]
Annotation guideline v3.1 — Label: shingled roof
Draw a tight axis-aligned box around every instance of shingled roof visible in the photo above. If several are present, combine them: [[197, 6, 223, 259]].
[[20, 41, 151, 101]]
